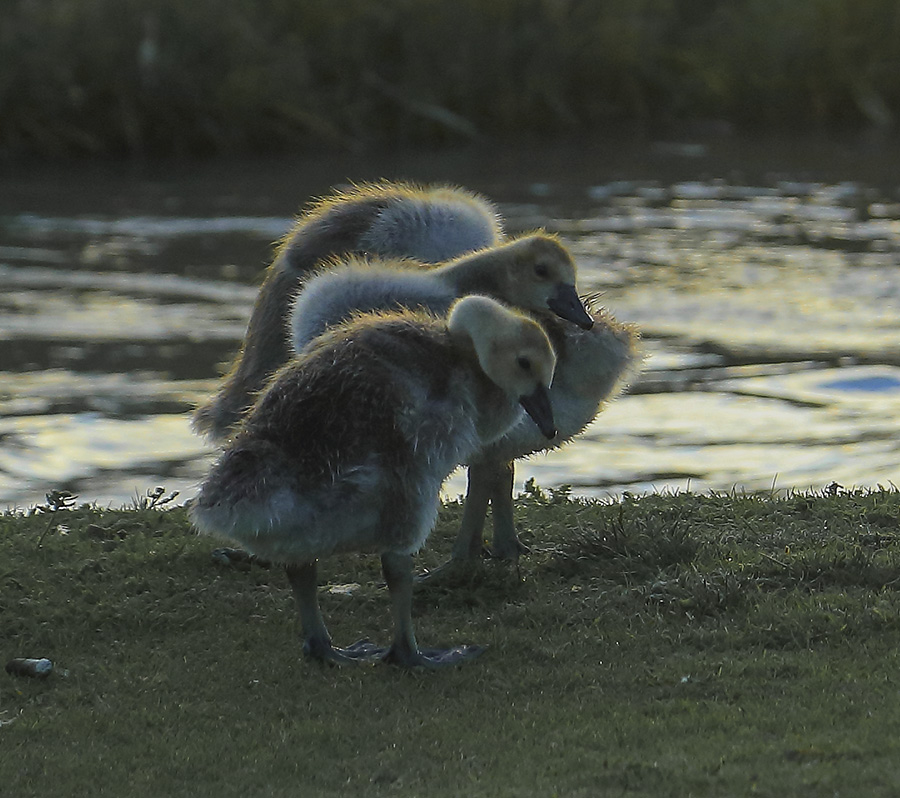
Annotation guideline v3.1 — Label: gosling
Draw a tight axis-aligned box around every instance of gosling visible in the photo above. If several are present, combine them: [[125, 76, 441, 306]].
[[290, 233, 592, 353], [190, 296, 557, 668], [193, 181, 504, 443]]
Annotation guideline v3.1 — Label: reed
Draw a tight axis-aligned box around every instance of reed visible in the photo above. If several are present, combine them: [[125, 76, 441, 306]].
[[3, 0, 898, 157]]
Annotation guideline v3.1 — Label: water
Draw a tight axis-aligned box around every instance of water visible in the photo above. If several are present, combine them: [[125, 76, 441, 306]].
[[2, 141, 900, 509]]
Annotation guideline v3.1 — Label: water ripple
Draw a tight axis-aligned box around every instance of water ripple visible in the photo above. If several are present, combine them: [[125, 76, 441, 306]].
[[3, 171, 900, 507]]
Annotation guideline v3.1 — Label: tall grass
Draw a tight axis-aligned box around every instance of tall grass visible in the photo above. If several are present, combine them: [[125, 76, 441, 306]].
[[3, 0, 899, 158]]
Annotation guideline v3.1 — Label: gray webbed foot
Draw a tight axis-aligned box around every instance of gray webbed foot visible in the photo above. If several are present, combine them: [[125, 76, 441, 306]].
[[383, 643, 485, 669], [303, 636, 388, 665], [304, 636, 484, 668], [381, 551, 484, 669]]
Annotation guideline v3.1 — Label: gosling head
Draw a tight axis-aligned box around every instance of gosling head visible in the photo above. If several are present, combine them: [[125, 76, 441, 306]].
[[497, 235, 593, 330], [448, 295, 558, 439]]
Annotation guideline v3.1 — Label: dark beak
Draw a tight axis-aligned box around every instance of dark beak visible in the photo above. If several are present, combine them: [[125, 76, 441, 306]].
[[547, 284, 594, 330], [519, 384, 557, 440]]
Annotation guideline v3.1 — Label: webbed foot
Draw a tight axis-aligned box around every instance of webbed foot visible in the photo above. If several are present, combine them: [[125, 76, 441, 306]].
[[383, 643, 485, 669], [303, 635, 483, 668], [303, 637, 387, 665]]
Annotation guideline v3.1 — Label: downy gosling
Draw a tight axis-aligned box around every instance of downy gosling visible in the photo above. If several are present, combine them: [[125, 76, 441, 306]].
[[289, 233, 593, 354], [191, 296, 557, 668]]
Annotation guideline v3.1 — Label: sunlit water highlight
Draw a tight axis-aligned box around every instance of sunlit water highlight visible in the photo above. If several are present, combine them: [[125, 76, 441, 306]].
[[2, 165, 899, 509]]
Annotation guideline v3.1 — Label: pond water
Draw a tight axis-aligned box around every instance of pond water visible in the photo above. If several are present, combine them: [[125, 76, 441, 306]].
[[2, 137, 900, 509]]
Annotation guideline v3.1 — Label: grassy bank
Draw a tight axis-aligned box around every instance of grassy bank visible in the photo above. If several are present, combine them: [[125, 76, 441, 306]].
[[3, 0, 899, 158], [3, 485, 900, 795]]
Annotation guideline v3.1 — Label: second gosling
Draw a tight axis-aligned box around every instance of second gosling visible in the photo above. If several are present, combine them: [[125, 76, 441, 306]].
[[290, 233, 593, 354]]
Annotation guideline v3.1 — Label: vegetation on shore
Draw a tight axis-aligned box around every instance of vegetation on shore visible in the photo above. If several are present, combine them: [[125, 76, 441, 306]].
[[3, 0, 899, 158], [3, 484, 900, 796]]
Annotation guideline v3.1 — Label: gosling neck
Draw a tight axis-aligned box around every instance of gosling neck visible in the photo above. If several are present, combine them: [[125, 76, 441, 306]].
[[431, 247, 509, 297]]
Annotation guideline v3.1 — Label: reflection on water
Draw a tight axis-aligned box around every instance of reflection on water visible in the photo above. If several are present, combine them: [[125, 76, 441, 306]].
[[2, 155, 900, 509]]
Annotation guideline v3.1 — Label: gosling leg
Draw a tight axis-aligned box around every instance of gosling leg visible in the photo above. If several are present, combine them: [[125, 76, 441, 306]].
[[488, 460, 529, 561], [381, 551, 483, 668], [452, 462, 494, 560], [285, 561, 383, 664]]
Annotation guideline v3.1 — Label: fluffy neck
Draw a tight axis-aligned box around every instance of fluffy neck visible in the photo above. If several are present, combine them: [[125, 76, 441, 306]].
[[431, 246, 509, 297]]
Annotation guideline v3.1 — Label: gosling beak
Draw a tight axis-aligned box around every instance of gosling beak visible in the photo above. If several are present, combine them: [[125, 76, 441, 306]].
[[519, 384, 557, 440], [547, 283, 594, 330], [547, 284, 594, 329]]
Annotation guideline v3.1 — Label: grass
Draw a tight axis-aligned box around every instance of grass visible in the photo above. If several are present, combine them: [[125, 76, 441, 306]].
[[3, 0, 900, 158], [3, 485, 900, 796]]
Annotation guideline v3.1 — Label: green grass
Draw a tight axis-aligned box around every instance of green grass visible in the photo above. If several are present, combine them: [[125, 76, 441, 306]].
[[4, 0, 900, 158], [4, 485, 900, 796]]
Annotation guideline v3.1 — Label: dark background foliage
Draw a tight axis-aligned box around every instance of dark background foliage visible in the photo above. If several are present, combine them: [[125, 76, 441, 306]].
[[3, 0, 898, 158]]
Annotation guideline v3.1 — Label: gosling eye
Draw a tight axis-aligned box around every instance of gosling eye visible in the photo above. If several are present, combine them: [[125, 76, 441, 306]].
[[534, 263, 550, 279], [517, 356, 532, 371]]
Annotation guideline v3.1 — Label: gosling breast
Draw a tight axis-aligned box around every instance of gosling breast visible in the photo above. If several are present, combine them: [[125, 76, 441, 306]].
[[480, 307, 639, 464]]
